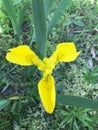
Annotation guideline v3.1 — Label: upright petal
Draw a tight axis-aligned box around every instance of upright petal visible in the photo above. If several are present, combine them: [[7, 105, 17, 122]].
[[41, 52, 58, 76], [56, 42, 81, 62], [48, 51, 58, 68], [38, 75, 56, 113]]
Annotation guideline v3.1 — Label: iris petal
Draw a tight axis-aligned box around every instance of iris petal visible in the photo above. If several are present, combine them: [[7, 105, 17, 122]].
[[6, 45, 36, 65], [38, 75, 55, 113], [56, 42, 81, 62], [6, 45, 45, 68]]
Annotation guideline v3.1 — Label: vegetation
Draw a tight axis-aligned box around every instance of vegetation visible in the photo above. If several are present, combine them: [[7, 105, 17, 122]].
[[0, 0, 98, 129]]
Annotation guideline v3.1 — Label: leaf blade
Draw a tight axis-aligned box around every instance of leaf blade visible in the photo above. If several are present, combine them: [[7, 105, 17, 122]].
[[45, 0, 55, 17], [31, 0, 47, 59], [47, 0, 72, 35], [57, 94, 98, 109], [0, 100, 10, 110]]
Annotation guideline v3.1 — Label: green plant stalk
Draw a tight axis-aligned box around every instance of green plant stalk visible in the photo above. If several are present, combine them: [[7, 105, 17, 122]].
[[31, 0, 46, 59]]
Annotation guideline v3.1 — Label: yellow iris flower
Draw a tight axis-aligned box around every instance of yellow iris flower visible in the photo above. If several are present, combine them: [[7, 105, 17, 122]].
[[6, 42, 81, 113]]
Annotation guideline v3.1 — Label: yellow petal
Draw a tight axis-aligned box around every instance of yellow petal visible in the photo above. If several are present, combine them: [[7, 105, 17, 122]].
[[41, 52, 58, 76], [6, 45, 35, 66], [56, 42, 81, 62], [38, 75, 56, 113], [6, 45, 45, 68]]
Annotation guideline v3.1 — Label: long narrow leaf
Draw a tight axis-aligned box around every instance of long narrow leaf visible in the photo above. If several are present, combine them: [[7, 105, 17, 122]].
[[3, 0, 17, 34], [18, 1, 30, 31], [57, 94, 98, 109], [45, 0, 55, 17], [0, 100, 10, 110], [30, 0, 54, 46], [31, 0, 46, 59], [47, 0, 72, 35], [3, 0, 29, 41], [3, 0, 16, 21]]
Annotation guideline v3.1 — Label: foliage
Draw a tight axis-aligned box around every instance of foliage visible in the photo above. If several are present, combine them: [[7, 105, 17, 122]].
[[2, 0, 30, 41], [60, 107, 98, 130], [83, 66, 98, 84]]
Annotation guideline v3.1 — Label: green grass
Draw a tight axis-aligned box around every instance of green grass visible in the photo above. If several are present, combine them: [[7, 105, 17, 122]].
[[0, 0, 98, 129]]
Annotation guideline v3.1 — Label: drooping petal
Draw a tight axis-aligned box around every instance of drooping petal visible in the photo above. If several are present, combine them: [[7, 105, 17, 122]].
[[6, 45, 36, 65], [38, 75, 56, 113], [56, 42, 81, 62], [6, 45, 45, 68]]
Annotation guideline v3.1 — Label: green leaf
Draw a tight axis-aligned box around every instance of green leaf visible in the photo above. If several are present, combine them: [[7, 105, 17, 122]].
[[73, 119, 79, 130], [30, 0, 54, 47], [18, 1, 30, 33], [47, 0, 72, 35], [13, 0, 22, 5], [3, 0, 29, 41], [0, 22, 2, 33], [64, 20, 72, 26], [0, 100, 10, 110], [73, 20, 84, 27], [57, 94, 98, 109], [3, 0, 17, 34], [45, 0, 55, 17], [84, 66, 98, 83], [31, 0, 46, 59]]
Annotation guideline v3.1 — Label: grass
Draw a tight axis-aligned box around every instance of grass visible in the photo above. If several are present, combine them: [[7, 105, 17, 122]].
[[0, 0, 98, 129]]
